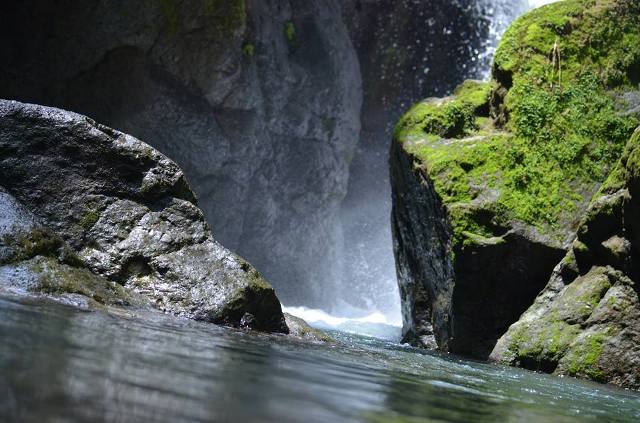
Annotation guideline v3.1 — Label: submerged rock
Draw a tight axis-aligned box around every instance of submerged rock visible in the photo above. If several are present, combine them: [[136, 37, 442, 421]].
[[491, 129, 640, 389], [284, 313, 334, 343], [0, 100, 288, 333], [391, 0, 640, 361]]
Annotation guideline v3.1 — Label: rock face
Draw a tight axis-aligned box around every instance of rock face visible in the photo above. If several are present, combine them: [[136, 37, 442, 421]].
[[491, 129, 640, 389], [391, 0, 640, 363], [0, 100, 288, 333], [0, 0, 361, 309]]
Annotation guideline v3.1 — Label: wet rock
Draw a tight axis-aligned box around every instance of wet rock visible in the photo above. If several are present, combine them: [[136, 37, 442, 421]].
[[0, 188, 138, 308], [284, 313, 333, 343], [391, 0, 640, 359], [491, 129, 640, 389], [0, 100, 288, 333]]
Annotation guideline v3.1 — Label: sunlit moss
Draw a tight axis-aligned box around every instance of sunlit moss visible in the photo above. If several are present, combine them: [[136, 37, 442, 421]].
[[394, 0, 640, 247]]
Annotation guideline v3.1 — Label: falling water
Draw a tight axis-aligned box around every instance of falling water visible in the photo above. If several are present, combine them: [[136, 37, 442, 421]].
[[287, 0, 561, 338]]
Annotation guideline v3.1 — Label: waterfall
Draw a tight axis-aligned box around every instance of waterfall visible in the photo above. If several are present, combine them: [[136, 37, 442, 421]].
[[286, 0, 561, 337]]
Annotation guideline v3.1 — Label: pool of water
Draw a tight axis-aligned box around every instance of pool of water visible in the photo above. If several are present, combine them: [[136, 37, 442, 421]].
[[1, 296, 639, 422]]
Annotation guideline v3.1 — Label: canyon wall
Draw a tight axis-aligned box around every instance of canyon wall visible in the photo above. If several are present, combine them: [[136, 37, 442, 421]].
[[0, 0, 362, 308]]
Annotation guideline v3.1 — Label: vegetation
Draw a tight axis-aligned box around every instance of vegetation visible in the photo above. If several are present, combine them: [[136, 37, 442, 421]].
[[32, 257, 134, 306], [394, 0, 640, 246], [563, 330, 610, 381], [242, 42, 255, 57], [284, 21, 297, 46], [79, 209, 101, 230]]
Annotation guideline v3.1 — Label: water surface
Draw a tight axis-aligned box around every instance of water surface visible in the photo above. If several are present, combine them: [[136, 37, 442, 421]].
[[1, 297, 639, 422]]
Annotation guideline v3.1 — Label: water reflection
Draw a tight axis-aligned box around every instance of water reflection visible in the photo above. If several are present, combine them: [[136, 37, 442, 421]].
[[1, 298, 639, 422]]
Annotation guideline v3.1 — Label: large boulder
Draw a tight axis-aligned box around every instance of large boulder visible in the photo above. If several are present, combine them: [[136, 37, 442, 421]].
[[391, 0, 640, 358], [0, 0, 362, 309], [490, 129, 640, 389], [0, 100, 288, 333]]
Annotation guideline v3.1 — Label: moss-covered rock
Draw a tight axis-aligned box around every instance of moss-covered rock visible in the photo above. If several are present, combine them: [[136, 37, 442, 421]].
[[491, 128, 640, 389], [2, 256, 140, 308], [391, 0, 640, 359], [0, 188, 139, 308]]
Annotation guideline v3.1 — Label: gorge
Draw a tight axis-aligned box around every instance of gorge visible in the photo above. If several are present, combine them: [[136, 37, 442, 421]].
[[0, 0, 533, 323], [1, 0, 639, 421]]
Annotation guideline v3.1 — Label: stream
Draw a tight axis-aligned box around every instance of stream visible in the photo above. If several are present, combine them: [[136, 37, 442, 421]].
[[1, 296, 639, 422]]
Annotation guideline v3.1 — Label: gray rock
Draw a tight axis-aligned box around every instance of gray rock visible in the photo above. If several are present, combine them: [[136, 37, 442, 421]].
[[0, 100, 288, 333], [389, 94, 567, 358], [0, 187, 139, 308], [0, 0, 362, 309]]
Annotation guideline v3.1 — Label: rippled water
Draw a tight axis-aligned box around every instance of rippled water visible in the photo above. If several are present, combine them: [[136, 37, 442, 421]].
[[1, 297, 639, 422]]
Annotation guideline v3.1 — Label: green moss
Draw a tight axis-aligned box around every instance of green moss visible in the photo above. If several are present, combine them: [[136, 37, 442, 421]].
[[599, 129, 640, 194], [577, 278, 611, 310], [453, 80, 492, 111], [395, 0, 640, 247], [242, 42, 255, 57], [30, 257, 133, 306], [564, 330, 610, 381], [509, 314, 581, 366], [1, 228, 64, 265], [79, 209, 100, 230], [159, 0, 179, 34], [160, 0, 246, 35], [284, 21, 296, 46], [395, 81, 490, 141], [18, 229, 61, 258], [206, 0, 246, 34], [502, 266, 617, 376]]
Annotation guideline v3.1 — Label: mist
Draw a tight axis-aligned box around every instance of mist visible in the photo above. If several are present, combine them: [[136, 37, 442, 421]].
[[303, 0, 533, 330]]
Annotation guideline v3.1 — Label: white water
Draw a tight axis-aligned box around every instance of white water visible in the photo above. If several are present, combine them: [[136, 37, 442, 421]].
[[283, 306, 402, 341], [314, 0, 563, 339]]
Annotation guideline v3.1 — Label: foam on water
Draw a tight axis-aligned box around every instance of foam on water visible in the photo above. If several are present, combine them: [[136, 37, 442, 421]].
[[283, 306, 402, 342]]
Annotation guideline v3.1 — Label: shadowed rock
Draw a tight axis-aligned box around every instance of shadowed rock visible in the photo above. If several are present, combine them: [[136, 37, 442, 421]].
[[0, 0, 362, 309]]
